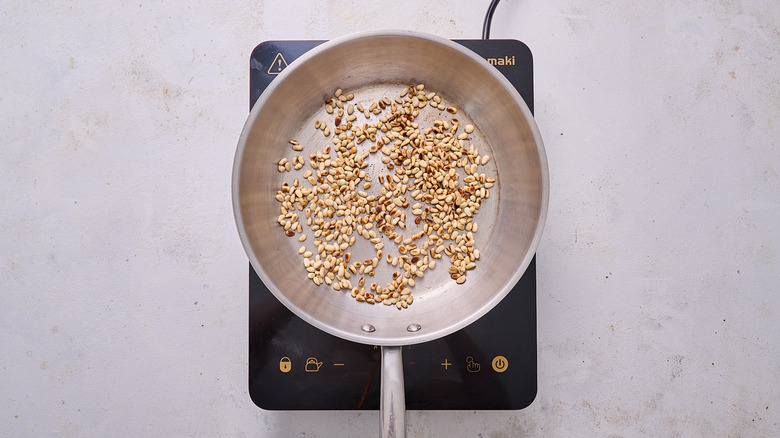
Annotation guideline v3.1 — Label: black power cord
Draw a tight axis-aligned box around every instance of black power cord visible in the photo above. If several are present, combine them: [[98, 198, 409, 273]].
[[482, 0, 502, 39]]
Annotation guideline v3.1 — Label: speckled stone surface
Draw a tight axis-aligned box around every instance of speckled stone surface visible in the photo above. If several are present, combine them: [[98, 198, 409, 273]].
[[1, 1, 778, 436]]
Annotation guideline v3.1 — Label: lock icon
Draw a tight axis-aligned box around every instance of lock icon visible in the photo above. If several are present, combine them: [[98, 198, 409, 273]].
[[279, 357, 291, 373]]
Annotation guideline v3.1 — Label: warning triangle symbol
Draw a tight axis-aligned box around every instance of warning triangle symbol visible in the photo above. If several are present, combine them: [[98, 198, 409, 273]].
[[267, 53, 288, 75]]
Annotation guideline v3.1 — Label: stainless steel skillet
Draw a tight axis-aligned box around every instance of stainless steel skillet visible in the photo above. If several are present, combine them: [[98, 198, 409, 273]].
[[233, 30, 548, 437]]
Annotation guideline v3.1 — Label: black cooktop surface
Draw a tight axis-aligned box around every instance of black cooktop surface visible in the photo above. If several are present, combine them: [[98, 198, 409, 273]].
[[248, 39, 537, 410]]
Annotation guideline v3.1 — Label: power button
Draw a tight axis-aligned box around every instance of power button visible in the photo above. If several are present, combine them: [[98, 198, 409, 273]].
[[491, 355, 509, 373]]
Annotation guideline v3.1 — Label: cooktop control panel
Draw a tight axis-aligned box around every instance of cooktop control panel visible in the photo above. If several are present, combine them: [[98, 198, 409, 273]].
[[248, 39, 537, 410]]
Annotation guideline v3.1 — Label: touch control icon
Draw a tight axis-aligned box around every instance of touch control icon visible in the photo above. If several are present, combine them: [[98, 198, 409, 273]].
[[466, 356, 481, 373], [279, 357, 291, 373], [305, 357, 323, 372], [492, 355, 509, 373]]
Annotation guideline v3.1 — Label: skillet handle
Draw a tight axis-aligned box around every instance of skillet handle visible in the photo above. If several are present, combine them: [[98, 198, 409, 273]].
[[380, 346, 406, 438]]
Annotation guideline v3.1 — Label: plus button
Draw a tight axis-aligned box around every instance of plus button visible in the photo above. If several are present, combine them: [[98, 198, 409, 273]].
[[441, 359, 452, 370]]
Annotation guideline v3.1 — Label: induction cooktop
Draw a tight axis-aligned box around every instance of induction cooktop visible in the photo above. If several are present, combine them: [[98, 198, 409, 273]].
[[247, 39, 537, 411]]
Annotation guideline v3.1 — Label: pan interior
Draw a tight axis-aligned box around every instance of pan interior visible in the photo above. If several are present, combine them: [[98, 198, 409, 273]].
[[234, 32, 547, 346]]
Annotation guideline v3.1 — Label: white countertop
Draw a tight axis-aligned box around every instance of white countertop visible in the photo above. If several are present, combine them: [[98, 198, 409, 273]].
[[2, 1, 778, 436]]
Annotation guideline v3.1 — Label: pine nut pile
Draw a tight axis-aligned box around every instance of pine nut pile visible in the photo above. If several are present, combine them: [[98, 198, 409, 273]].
[[274, 84, 495, 310]]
